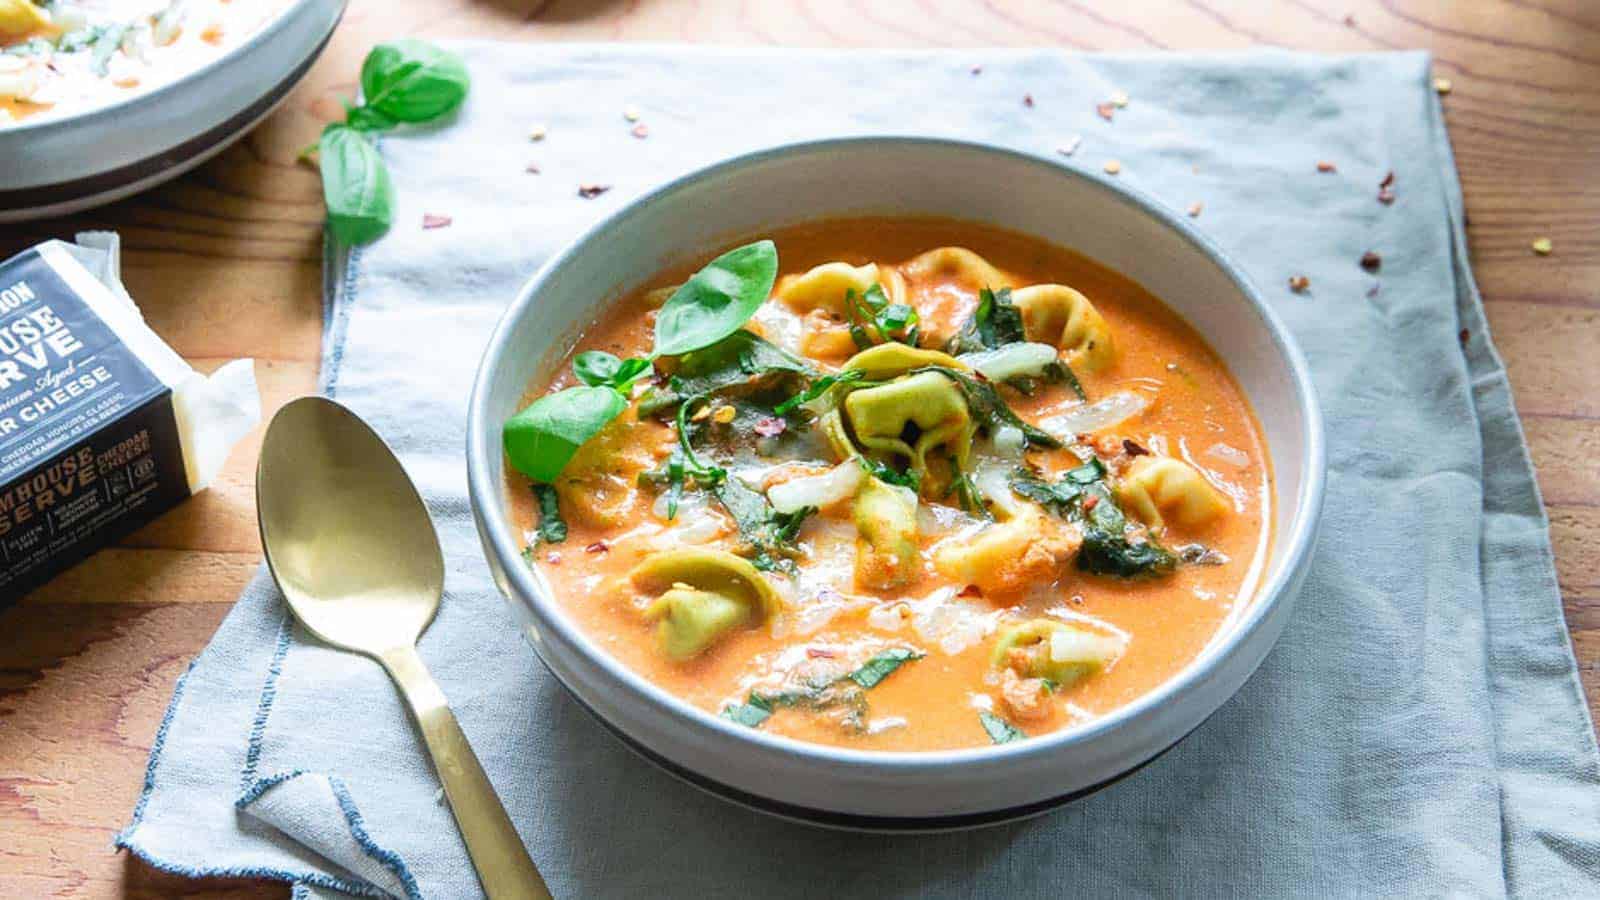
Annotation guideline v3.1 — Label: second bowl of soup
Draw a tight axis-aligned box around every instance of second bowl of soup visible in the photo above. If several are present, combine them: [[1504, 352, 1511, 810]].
[[467, 137, 1323, 828]]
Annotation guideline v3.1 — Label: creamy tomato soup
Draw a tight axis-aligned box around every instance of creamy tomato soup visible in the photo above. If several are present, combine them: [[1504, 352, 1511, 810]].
[[0, 0, 290, 125], [504, 219, 1271, 752]]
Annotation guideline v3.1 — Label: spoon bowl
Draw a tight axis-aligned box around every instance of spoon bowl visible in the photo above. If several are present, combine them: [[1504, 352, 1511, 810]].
[[258, 397, 442, 656], [257, 395, 550, 899]]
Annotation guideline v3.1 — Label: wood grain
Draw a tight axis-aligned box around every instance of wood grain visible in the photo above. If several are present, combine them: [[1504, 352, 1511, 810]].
[[2, 1, 1596, 896]]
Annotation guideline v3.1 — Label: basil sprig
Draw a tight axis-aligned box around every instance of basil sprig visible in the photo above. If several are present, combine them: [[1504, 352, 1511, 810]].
[[504, 241, 780, 484], [313, 41, 470, 245]]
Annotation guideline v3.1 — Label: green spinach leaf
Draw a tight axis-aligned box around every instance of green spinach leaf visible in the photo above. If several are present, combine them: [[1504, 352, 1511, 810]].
[[947, 287, 1026, 354], [844, 284, 920, 349], [979, 710, 1026, 744], [847, 648, 924, 689], [531, 483, 567, 543]]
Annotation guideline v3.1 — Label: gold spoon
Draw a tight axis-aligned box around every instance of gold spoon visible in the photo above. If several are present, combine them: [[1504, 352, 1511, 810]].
[[256, 396, 552, 900]]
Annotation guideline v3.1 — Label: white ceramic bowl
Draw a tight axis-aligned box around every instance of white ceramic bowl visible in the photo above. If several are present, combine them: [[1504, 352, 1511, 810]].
[[0, 0, 345, 221], [467, 137, 1325, 830]]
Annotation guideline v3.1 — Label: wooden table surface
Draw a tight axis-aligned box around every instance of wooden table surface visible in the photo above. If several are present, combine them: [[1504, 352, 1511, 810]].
[[1, 1, 1595, 896]]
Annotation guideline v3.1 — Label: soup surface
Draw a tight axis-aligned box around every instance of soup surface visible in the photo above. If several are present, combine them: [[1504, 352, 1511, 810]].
[[0, 0, 290, 126], [505, 219, 1271, 751]]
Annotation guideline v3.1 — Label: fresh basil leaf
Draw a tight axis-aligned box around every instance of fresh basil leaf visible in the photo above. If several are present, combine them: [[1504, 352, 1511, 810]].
[[573, 350, 624, 387], [359, 40, 470, 123], [318, 124, 395, 245], [653, 241, 778, 357], [345, 104, 397, 133], [1010, 462, 1177, 578], [503, 385, 627, 483], [531, 483, 567, 543], [979, 710, 1026, 744], [847, 648, 923, 689]]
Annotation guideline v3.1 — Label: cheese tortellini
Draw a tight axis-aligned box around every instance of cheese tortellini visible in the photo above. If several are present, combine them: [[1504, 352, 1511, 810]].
[[1010, 284, 1116, 373], [1116, 457, 1229, 532], [991, 619, 1126, 686], [844, 372, 975, 485], [632, 548, 780, 659], [554, 410, 664, 529], [903, 247, 1012, 294], [852, 475, 921, 590], [934, 508, 1080, 598], [774, 262, 909, 361]]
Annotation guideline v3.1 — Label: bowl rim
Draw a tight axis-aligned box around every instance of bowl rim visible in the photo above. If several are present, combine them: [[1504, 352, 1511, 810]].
[[466, 134, 1326, 770], [0, 0, 337, 139]]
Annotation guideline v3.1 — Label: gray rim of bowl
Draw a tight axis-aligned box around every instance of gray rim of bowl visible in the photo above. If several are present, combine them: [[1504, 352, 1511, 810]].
[[467, 134, 1327, 772], [0, 0, 339, 139]]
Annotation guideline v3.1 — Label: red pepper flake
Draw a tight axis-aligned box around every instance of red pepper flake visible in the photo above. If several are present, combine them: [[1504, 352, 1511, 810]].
[[525, 162, 541, 175], [1023, 93, 1035, 108], [1082, 495, 1100, 512], [1316, 161, 1337, 173], [1186, 201, 1203, 218], [970, 64, 983, 75], [1122, 438, 1150, 457], [806, 647, 836, 659], [1096, 102, 1115, 121], [630, 123, 649, 139], [1366, 282, 1381, 299], [546, 551, 562, 565], [422, 213, 452, 229], [1379, 171, 1395, 189], [1289, 275, 1311, 293], [1378, 188, 1396, 205], [754, 416, 787, 437], [578, 184, 611, 199], [1343, 13, 1356, 26], [1359, 250, 1382, 273], [1070, 594, 1085, 605], [1459, 328, 1470, 346], [958, 584, 983, 598], [585, 540, 610, 554]]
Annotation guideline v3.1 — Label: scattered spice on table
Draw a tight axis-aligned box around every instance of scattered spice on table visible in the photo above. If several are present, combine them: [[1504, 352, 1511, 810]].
[[1532, 237, 1553, 255], [578, 183, 611, 199], [1023, 93, 1035, 108], [1289, 275, 1311, 293], [529, 124, 547, 141], [1103, 159, 1122, 175], [1360, 250, 1382, 272], [1459, 328, 1470, 346], [525, 162, 541, 174], [1366, 282, 1381, 299], [1378, 171, 1396, 204], [1434, 77, 1452, 95], [623, 105, 641, 122], [1343, 13, 1356, 26], [1057, 134, 1082, 156], [970, 64, 983, 75], [1317, 160, 1337, 173], [1187, 201, 1203, 218], [631, 123, 649, 139], [1096, 102, 1115, 121], [422, 213, 452, 229], [1110, 90, 1129, 108]]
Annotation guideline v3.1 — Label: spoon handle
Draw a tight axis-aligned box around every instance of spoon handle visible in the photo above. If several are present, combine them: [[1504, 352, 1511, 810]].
[[380, 645, 554, 900]]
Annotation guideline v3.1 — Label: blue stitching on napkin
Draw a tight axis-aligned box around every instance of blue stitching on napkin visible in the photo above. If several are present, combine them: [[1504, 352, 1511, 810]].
[[329, 775, 426, 900], [116, 658, 196, 840], [240, 611, 295, 788]]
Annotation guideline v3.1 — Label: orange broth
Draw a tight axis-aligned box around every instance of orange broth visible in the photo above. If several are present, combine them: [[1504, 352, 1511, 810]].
[[508, 218, 1271, 751]]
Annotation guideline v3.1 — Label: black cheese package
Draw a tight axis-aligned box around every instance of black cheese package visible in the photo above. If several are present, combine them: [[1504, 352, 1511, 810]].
[[0, 233, 259, 604]]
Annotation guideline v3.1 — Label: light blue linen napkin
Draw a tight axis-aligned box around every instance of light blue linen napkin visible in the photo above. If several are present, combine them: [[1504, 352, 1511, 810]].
[[115, 46, 1600, 898]]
